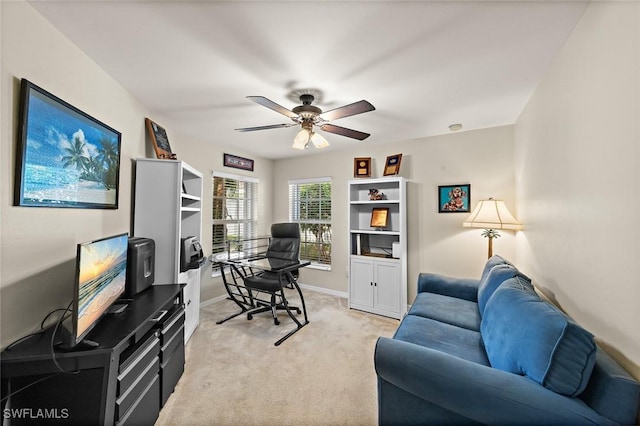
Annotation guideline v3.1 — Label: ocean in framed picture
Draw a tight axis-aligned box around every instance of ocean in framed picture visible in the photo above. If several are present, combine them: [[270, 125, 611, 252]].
[[15, 79, 122, 209]]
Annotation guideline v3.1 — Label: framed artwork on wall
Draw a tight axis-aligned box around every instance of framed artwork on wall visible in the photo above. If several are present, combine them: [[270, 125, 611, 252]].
[[354, 157, 371, 177], [224, 153, 254, 171], [438, 184, 471, 213], [14, 79, 122, 209]]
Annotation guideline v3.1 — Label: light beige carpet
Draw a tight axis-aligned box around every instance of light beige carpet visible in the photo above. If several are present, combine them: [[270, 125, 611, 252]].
[[155, 288, 399, 426]]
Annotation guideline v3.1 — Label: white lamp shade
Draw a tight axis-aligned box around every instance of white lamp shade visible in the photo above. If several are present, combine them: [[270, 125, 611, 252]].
[[310, 132, 329, 148], [463, 198, 522, 230], [292, 128, 310, 150]]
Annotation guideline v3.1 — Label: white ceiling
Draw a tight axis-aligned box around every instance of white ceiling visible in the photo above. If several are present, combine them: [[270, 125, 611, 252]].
[[28, 1, 588, 160]]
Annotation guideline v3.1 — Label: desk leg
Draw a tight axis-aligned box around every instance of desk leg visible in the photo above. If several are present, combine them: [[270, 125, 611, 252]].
[[273, 272, 310, 346], [215, 263, 254, 325]]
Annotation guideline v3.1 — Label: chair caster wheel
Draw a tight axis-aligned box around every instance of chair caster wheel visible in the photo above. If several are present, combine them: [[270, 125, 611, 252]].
[[248, 314, 253, 320], [295, 308, 301, 314], [274, 319, 280, 325]]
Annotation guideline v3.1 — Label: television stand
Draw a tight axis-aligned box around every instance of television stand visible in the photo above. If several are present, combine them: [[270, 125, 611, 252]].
[[1, 284, 184, 425], [55, 337, 100, 352], [107, 303, 128, 314]]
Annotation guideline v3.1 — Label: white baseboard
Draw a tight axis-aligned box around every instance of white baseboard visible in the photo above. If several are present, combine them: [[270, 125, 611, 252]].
[[298, 283, 348, 299], [200, 293, 229, 308]]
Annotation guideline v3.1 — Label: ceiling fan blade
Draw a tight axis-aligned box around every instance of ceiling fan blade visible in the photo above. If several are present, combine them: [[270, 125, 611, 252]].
[[235, 123, 297, 132], [320, 123, 370, 140], [319, 100, 375, 121], [247, 96, 298, 119]]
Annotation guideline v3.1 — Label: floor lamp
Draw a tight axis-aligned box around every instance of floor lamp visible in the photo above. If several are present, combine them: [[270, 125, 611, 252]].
[[463, 198, 522, 258]]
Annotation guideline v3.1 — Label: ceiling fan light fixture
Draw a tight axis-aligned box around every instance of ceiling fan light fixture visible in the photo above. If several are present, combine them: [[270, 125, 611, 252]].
[[310, 132, 329, 149], [292, 128, 310, 150]]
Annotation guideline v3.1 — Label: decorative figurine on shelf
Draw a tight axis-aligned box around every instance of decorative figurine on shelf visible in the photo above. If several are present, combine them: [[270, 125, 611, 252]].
[[369, 188, 385, 200]]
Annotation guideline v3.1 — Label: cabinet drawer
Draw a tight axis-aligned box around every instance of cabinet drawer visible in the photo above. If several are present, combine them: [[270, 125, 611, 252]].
[[161, 308, 185, 345], [161, 324, 184, 363], [118, 334, 160, 395], [115, 374, 160, 426], [160, 333, 185, 406], [116, 357, 159, 420]]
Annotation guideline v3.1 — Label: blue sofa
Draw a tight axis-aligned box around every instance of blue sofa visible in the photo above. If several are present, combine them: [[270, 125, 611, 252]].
[[374, 255, 640, 425]]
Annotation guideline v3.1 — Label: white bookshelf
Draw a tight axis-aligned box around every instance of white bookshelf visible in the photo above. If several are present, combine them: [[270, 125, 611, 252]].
[[348, 177, 407, 319], [133, 158, 203, 342]]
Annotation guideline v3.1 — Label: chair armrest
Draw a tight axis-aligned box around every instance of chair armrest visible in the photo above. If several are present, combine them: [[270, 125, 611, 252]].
[[374, 337, 611, 425], [417, 273, 479, 302]]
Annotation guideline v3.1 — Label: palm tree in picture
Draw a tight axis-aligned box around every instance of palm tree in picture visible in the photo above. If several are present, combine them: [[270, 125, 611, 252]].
[[61, 136, 89, 171], [97, 138, 119, 188]]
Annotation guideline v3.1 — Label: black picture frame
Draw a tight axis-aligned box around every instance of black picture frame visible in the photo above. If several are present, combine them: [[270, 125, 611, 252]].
[[438, 184, 471, 213], [14, 79, 122, 209], [224, 153, 254, 171]]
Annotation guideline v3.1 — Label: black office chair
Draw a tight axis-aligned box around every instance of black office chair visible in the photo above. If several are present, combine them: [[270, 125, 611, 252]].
[[243, 223, 302, 325]]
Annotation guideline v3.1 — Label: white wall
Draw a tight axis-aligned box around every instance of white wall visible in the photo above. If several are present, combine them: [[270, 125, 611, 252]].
[[273, 126, 517, 302], [515, 1, 639, 378], [0, 1, 273, 347], [0, 0, 149, 348]]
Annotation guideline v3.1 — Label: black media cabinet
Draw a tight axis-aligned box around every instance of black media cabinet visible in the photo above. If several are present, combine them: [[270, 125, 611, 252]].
[[1, 284, 185, 425]]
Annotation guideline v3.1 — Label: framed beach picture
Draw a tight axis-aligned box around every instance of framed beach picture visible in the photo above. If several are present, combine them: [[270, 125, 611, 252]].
[[14, 79, 122, 209], [438, 184, 471, 213]]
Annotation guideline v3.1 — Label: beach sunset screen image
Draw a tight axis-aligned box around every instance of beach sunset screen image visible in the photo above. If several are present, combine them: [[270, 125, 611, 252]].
[[76, 234, 128, 339]]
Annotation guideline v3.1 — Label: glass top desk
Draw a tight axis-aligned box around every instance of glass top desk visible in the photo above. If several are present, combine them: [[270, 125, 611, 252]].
[[214, 255, 310, 346]]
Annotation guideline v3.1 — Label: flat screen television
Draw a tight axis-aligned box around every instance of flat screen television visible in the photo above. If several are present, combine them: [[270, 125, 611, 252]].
[[63, 233, 129, 349], [14, 79, 122, 209]]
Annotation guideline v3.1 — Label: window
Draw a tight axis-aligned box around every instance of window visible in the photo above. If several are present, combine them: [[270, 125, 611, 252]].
[[211, 172, 259, 261], [289, 177, 332, 269]]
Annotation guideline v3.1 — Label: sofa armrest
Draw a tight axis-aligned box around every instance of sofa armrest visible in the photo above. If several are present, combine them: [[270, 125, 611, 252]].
[[374, 337, 612, 425], [417, 273, 479, 302]]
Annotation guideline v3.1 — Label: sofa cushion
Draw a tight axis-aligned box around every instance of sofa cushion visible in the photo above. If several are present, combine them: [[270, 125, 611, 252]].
[[477, 264, 529, 317], [480, 254, 513, 281], [394, 315, 490, 366], [481, 277, 597, 397], [409, 292, 481, 331]]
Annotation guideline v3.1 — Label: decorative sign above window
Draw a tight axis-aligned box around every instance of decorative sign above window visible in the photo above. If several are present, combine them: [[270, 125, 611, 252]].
[[223, 153, 254, 172]]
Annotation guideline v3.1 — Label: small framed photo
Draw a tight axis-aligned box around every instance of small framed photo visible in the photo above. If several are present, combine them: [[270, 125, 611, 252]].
[[383, 154, 403, 176], [438, 184, 471, 213], [224, 153, 254, 171], [370, 207, 390, 228], [354, 157, 371, 178]]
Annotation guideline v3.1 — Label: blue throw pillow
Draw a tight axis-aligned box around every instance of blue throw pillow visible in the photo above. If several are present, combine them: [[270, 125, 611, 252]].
[[481, 277, 597, 397], [477, 264, 528, 317]]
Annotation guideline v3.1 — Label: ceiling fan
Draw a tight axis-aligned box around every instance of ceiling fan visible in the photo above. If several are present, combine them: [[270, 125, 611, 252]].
[[235, 94, 375, 150]]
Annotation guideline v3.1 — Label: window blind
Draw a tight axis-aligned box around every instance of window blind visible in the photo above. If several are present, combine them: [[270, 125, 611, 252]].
[[212, 172, 259, 259], [288, 177, 332, 268]]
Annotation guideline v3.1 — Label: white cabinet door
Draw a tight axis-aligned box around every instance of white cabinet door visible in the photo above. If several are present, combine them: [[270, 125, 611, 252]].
[[180, 269, 200, 342], [350, 257, 374, 308], [373, 261, 400, 314]]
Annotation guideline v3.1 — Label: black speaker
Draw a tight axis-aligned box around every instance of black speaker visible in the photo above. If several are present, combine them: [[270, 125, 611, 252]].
[[125, 237, 155, 298]]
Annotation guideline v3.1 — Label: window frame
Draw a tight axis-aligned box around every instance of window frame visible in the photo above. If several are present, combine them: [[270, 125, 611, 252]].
[[211, 171, 259, 275]]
